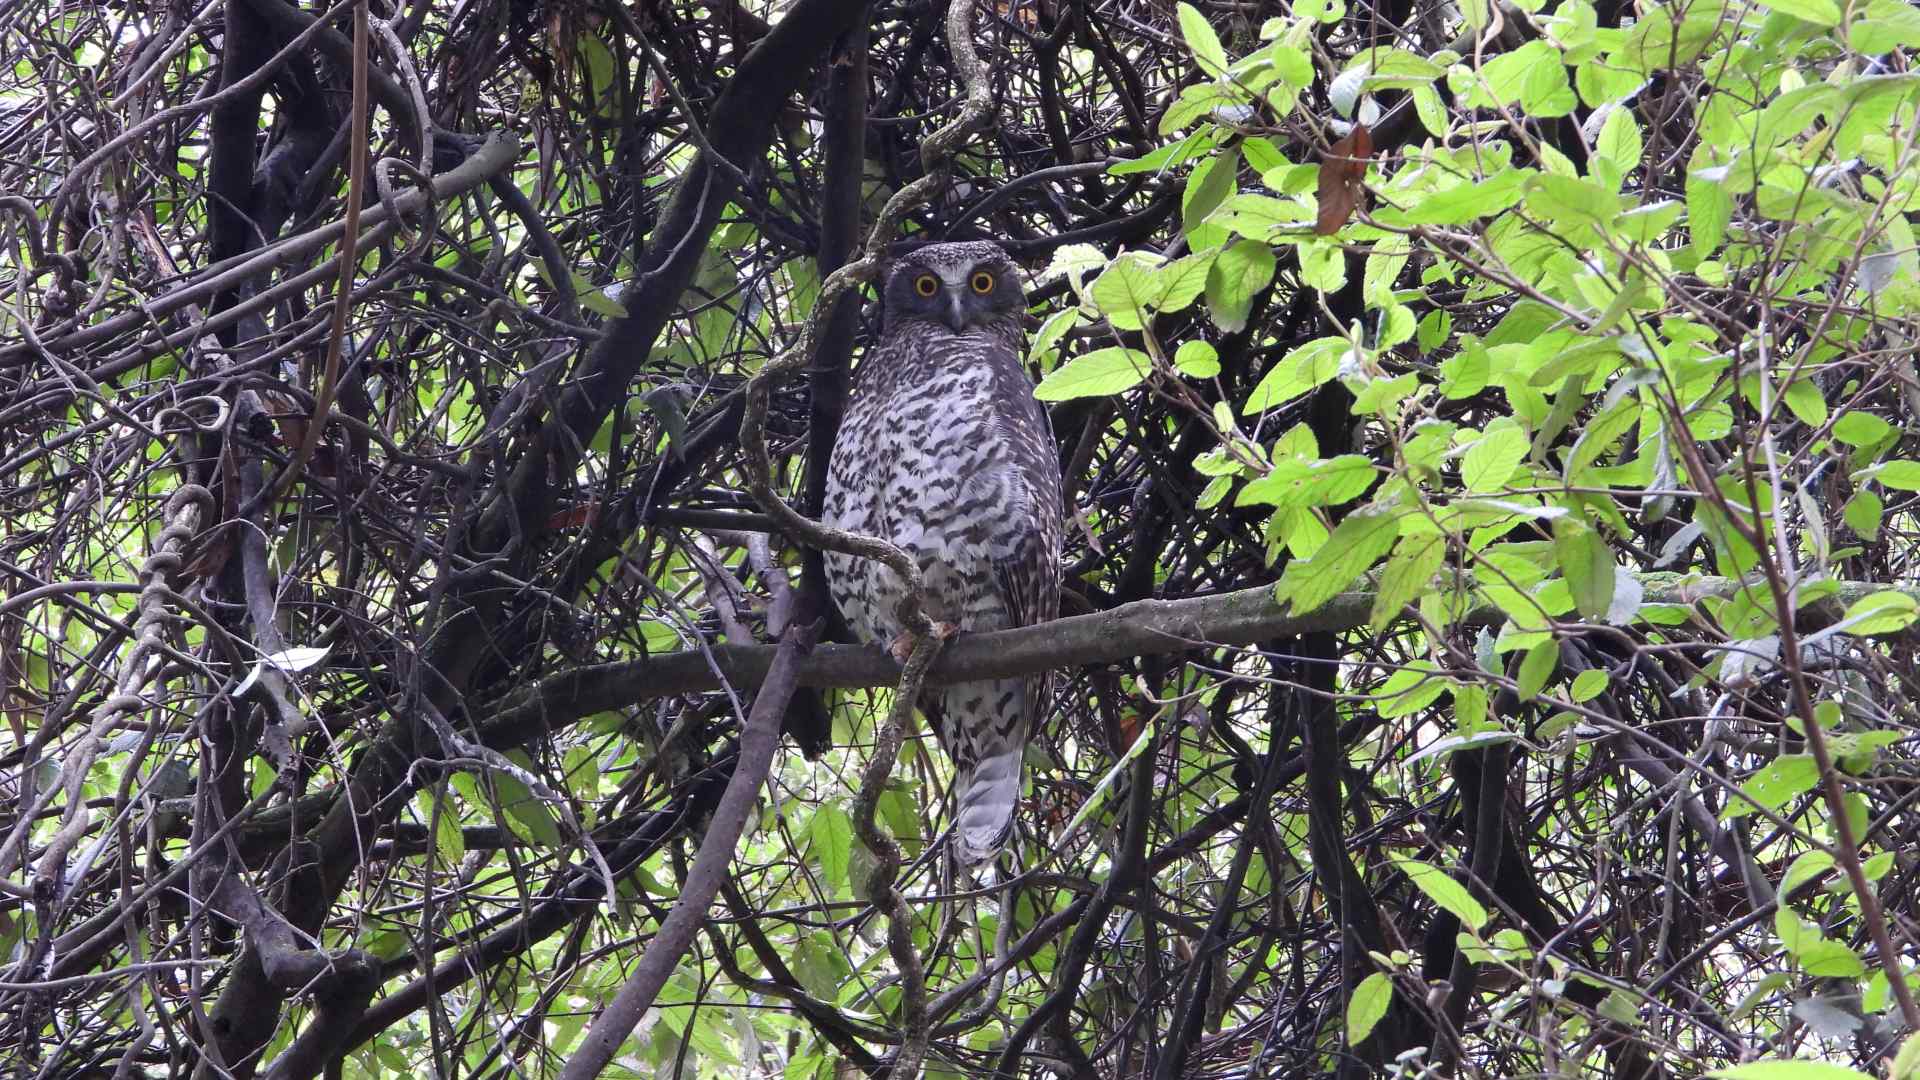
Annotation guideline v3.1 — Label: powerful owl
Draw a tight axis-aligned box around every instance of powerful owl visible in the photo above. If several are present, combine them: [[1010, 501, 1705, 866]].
[[823, 240, 1064, 866]]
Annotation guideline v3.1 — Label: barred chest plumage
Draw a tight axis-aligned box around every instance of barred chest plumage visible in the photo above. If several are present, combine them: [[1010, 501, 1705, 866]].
[[826, 347, 1039, 641]]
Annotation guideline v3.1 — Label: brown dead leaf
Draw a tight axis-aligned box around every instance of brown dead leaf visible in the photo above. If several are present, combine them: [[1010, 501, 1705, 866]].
[[547, 501, 600, 531], [1314, 122, 1372, 236]]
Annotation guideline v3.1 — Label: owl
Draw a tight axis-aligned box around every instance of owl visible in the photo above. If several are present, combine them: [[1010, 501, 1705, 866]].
[[822, 240, 1064, 866]]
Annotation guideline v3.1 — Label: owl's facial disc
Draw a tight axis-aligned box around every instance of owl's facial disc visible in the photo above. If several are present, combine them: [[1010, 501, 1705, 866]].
[[885, 242, 1023, 334]]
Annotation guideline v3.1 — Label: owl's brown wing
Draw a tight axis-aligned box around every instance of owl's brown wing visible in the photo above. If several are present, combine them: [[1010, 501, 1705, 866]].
[[984, 363, 1065, 633]]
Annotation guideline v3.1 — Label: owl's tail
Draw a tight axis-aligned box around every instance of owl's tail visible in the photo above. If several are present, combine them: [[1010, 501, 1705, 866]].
[[953, 745, 1023, 865], [936, 675, 1042, 866]]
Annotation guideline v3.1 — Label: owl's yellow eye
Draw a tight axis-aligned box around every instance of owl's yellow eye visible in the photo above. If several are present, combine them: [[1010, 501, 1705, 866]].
[[914, 275, 939, 297], [969, 271, 995, 295]]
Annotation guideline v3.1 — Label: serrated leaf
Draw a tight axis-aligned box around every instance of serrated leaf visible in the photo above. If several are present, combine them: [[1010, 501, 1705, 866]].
[[1517, 637, 1559, 698], [1891, 1032, 1920, 1080], [1034, 347, 1153, 400], [1781, 850, 1834, 896], [1089, 253, 1165, 330], [1236, 454, 1376, 509], [1030, 308, 1080, 362], [1461, 422, 1527, 493], [1276, 509, 1400, 615], [1245, 336, 1344, 412], [416, 789, 465, 863], [1397, 170, 1527, 225], [1794, 939, 1867, 978], [1844, 490, 1884, 541], [1569, 668, 1608, 701], [1374, 661, 1450, 717], [494, 757, 565, 846], [1370, 532, 1446, 628], [1184, 149, 1240, 235], [1207, 239, 1278, 332], [1832, 411, 1892, 447]]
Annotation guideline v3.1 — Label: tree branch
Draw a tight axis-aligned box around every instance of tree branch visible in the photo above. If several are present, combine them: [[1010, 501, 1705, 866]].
[[557, 620, 818, 1079], [484, 572, 1899, 735]]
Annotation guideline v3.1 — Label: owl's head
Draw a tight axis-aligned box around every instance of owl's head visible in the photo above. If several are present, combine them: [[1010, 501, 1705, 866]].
[[881, 241, 1025, 334]]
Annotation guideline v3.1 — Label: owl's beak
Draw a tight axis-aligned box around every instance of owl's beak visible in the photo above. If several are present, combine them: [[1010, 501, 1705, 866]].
[[942, 294, 968, 333]]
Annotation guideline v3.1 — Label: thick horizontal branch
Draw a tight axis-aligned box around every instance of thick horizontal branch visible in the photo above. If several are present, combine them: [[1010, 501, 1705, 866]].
[[486, 572, 1898, 737]]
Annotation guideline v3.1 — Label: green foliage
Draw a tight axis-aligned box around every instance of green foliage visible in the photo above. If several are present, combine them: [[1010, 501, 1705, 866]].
[[14, 0, 1920, 1073]]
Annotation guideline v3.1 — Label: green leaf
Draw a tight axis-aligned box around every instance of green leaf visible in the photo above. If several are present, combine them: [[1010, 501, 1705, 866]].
[[1780, 377, 1826, 426], [1553, 516, 1615, 620], [417, 789, 465, 862], [1461, 421, 1527, 493], [1569, 668, 1608, 702], [1843, 490, 1883, 541], [1347, 971, 1393, 1044], [1109, 129, 1220, 175], [1839, 590, 1919, 635], [1688, 158, 1731, 256], [1851, 0, 1920, 51], [1396, 169, 1528, 225], [1440, 338, 1491, 398], [1370, 532, 1447, 628], [1516, 637, 1559, 698], [1158, 250, 1217, 313], [494, 756, 566, 846], [1391, 855, 1488, 930], [1235, 454, 1376, 509], [1795, 939, 1868, 977], [1892, 1032, 1920, 1080], [1276, 509, 1400, 615], [1869, 460, 1920, 490], [1175, 340, 1221, 378], [1832, 411, 1892, 447], [1206, 240, 1278, 332], [809, 804, 852, 892], [1045, 243, 1113, 299], [1177, 2, 1231, 75], [1374, 660, 1451, 717], [1244, 335, 1345, 413], [1089, 253, 1165, 330], [580, 286, 626, 318], [1033, 347, 1153, 400], [1565, 397, 1639, 480], [1780, 850, 1834, 896], [1723, 755, 1818, 819], [1595, 107, 1643, 182], [1365, 235, 1413, 306], [1030, 307, 1080, 363], [1213, 193, 1313, 237], [1185, 147, 1240, 234], [1760, 0, 1841, 25]]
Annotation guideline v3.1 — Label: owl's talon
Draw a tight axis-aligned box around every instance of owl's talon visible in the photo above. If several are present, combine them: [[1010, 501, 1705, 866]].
[[888, 622, 960, 663]]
